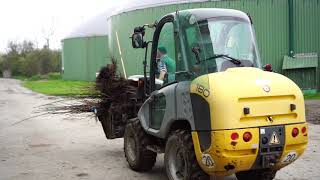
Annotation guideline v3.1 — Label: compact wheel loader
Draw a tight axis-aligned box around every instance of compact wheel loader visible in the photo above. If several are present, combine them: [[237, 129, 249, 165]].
[[98, 8, 308, 180]]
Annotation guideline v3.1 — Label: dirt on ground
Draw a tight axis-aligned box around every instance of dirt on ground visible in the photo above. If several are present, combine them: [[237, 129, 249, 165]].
[[0, 78, 319, 180], [306, 100, 320, 125]]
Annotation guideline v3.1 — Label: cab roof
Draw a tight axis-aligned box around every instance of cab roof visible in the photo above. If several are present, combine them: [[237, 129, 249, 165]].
[[177, 8, 251, 22]]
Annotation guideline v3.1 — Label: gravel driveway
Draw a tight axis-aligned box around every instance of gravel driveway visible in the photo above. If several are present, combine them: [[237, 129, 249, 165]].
[[0, 78, 319, 180]]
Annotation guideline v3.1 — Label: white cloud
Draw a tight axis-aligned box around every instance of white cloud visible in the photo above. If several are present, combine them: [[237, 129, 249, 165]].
[[0, 0, 128, 52]]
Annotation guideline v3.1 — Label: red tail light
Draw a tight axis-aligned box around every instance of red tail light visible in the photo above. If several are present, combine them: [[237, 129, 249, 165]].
[[231, 132, 239, 140], [292, 128, 299, 137], [301, 127, 307, 134], [243, 132, 252, 142]]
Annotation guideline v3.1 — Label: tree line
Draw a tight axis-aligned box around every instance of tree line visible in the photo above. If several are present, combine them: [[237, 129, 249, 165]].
[[0, 40, 61, 77]]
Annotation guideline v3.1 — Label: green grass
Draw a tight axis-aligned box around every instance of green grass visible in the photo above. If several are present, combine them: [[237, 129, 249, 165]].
[[19, 72, 95, 96], [304, 93, 320, 100], [24, 80, 94, 96], [12, 75, 29, 81], [13, 72, 62, 81]]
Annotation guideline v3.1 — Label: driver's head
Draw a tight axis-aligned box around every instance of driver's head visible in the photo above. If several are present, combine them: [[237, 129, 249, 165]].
[[157, 46, 167, 59]]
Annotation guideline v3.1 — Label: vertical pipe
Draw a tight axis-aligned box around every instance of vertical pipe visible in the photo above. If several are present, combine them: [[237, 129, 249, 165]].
[[116, 31, 127, 79], [288, 0, 294, 57]]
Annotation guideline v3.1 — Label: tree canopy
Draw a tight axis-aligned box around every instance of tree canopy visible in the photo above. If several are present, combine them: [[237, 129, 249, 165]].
[[0, 40, 61, 77]]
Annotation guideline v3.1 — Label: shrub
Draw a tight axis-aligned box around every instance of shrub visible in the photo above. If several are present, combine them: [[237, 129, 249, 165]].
[[0, 40, 61, 77]]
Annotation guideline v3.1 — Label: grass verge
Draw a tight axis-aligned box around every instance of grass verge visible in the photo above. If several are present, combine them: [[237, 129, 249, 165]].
[[304, 93, 320, 100], [24, 80, 94, 96], [20, 73, 95, 96]]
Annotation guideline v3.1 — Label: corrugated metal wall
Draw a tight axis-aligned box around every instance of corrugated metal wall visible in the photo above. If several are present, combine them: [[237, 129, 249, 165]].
[[62, 36, 109, 81], [283, 0, 320, 90], [294, 0, 320, 54], [107, 0, 319, 89]]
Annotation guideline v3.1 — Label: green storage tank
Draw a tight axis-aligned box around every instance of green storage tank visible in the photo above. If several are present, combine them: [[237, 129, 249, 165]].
[[107, 0, 319, 90], [62, 13, 110, 81]]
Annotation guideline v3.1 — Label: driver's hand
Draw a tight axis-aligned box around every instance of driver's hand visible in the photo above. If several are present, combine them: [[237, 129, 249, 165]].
[[155, 79, 164, 86]]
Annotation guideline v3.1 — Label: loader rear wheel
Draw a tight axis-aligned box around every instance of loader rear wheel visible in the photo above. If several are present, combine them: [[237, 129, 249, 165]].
[[236, 169, 277, 180], [164, 130, 209, 180], [124, 118, 157, 172]]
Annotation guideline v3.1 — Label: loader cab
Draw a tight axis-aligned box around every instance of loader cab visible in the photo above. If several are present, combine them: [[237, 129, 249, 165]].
[[132, 8, 263, 132], [148, 9, 262, 92]]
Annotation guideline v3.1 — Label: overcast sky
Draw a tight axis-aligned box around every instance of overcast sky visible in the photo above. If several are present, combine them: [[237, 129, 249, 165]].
[[0, 0, 128, 53]]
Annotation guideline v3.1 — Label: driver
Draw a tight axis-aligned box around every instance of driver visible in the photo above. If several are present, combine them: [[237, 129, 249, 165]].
[[156, 46, 176, 82]]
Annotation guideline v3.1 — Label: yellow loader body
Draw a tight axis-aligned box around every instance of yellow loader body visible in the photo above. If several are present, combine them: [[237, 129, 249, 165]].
[[190, 67, 308, 176]]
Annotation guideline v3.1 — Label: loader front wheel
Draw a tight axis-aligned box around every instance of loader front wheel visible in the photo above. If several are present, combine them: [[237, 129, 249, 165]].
[[236, 169, 277, 180], [164, 130, 209, 180], [124, 119, 157, 172]]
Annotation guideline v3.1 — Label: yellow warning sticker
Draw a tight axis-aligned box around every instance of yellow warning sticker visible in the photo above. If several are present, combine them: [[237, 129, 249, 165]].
[[269, 131, 280, 145]]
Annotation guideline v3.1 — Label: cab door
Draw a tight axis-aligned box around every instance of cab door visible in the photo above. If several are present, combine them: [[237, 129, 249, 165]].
[[148, 15, 177, 130]]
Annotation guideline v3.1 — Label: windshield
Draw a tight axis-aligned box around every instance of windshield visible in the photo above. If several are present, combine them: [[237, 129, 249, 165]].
[[199, 17, 261, 72], [175, 11, 261, 83]]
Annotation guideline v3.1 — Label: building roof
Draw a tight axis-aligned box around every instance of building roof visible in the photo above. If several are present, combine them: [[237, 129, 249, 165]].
[[64, 12, 110, 39], [112, 0, 212, 15], [64, 0, 221, 39]]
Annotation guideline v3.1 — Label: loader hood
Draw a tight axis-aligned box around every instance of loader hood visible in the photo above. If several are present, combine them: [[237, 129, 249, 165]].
[[190, 67, 306, 130]]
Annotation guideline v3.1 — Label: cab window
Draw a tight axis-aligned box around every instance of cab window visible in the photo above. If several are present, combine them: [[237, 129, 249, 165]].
[[156, 22, 176, 86]]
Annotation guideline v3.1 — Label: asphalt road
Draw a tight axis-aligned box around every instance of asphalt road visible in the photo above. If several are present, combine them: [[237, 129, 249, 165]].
[[0, 78, 319, 180]]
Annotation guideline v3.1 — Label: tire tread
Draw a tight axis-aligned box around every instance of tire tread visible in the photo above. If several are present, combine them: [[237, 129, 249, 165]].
[[124, 118, 157, 172], [165, 130, 209, 180]]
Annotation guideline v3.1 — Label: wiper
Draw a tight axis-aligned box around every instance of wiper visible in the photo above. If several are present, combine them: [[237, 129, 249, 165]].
[[207, 54, 242, 65]]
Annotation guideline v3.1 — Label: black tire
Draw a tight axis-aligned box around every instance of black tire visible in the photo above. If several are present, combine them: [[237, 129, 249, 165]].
[[236, 169, 277, 180], [164, 130, 209, 180], [124, 118, 157, 171]]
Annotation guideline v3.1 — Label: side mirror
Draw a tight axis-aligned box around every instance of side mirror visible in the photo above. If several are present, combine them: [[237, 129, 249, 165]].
[[263, 64, 273, 72], [131, 33, 145, 48]]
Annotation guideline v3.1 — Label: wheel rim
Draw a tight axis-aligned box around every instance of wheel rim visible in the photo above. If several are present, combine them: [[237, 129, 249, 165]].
[[167, 144, 186, 180], [126, 134, 137, 162]]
